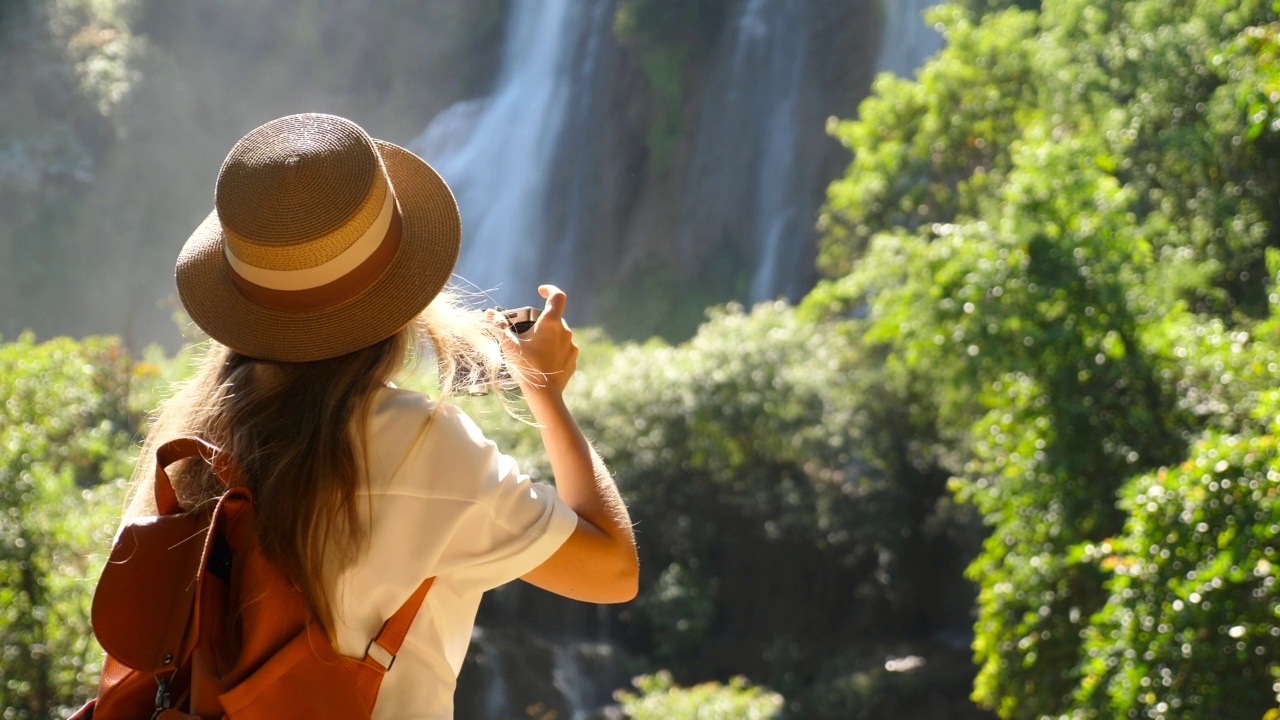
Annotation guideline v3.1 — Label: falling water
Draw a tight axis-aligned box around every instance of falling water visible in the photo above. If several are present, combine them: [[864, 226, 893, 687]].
[[876, 0, 945, 78], [409, 0, 588, 305], [411, 0, 944, 312], [552, 642, 622, 720], [684, 0, 942, 303], [543, 0, 618, 293], [467, 627, 513, 718], [458, 624, 628, 718], [684, 0, 816, 304]]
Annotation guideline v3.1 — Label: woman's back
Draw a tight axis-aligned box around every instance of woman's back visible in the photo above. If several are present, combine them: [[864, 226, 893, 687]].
[[331, 389, 577, 718]]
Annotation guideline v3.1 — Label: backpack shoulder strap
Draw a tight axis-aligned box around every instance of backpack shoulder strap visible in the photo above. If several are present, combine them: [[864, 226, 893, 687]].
[[361, 576, 436, 671], [153, 437, 244, 512], [153, 437, 213, 513]]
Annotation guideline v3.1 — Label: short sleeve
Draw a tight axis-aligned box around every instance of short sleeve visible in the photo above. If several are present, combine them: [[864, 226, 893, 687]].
[[416, 404, 578, 596]]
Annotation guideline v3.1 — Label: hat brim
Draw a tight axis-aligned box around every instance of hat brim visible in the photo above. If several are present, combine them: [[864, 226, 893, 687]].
[[175, 140, 461, 362]]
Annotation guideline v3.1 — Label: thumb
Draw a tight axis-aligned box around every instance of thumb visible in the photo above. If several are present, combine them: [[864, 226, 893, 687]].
[[539, 284, 567, 323]]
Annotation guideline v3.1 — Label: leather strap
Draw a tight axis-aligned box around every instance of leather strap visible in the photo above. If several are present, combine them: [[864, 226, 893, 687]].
[[363, 576, 435, 670], [154, 437, 247, 514], [154, 438, 221, 514]]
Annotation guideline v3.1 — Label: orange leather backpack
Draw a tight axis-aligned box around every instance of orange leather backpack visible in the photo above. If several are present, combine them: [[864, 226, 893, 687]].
[[71, 437, 433, 719]]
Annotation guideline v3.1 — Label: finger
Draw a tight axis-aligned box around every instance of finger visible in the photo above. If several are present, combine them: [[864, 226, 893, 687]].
[[538, 284, 567, 323], [484, 308, 512, 332]]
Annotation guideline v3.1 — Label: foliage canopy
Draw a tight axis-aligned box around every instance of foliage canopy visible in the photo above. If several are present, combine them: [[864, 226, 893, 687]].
[[810, 0, 1280, 717]]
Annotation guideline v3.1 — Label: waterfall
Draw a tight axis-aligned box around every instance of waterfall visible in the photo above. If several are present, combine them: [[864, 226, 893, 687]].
[[682, 0, 943, 304], [470, 628, 513, 719], [683, 0, 817, 304], [458, 625, 629, 719], [876, 0, 945, 78], [552, 642, 622, 720], [409, 0, 599, 305], [409, 0, 945, 311], [543, 0, 618, 296]]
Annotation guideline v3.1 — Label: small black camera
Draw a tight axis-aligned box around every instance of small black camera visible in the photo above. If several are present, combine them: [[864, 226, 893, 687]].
[[499, 306, 541, 335]]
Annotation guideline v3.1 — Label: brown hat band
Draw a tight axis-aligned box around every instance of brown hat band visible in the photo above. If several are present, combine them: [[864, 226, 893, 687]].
[[227, 204, 404, 313]]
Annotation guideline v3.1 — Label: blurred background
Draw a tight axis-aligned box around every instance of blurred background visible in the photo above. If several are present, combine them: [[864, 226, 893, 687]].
[[3, 0, 1280, 718], [0, 0, 935, 349]]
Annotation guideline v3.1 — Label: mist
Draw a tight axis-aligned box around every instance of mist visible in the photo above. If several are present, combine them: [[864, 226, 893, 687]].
[[0, 0, 509, 350]]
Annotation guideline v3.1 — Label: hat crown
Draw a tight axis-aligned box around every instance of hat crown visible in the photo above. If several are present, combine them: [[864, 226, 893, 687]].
[[215, 114, 379, 248]]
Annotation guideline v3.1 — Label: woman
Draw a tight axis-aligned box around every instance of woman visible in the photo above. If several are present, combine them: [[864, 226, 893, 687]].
[[124, 113, 638, 717]]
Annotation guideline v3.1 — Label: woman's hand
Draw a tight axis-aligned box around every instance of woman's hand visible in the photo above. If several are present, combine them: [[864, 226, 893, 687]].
[[499, 285, 579, 397]]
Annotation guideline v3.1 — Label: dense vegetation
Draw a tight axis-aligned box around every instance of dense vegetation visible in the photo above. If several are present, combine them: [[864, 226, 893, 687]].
[[809, 0, 1280, 717], [3, 0, 1279, 719], [0, 336, 153, 716]]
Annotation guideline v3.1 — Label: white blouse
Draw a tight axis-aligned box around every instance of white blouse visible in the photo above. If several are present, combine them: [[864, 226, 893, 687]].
[[329, 387, 578, 719]]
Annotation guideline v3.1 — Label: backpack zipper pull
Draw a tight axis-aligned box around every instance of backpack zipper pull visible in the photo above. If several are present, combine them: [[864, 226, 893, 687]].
[[153, 674, 172, 717]]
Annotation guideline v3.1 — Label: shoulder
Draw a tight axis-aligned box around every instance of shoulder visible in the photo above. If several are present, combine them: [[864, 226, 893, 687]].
[[371, 384, 436, 422], [367, 387, 506, 493], [370, 386, 481, 441], [366, 386, 435, 460], [370, 386, 484, 445]]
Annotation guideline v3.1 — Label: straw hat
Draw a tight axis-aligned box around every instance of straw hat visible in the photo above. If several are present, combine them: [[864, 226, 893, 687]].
[[176, 113, 460, 362]]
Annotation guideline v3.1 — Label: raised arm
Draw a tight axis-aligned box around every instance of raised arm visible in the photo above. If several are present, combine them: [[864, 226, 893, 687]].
[[503, 285, 638, 603]]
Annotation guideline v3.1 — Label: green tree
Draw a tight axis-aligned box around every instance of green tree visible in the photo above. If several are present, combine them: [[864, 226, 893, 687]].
[[1038, 0, 1280, 316], [810, 1, 1280, 717], [1071, 425, 1280, 719], [818, 5, 1041, 277], [1061, 259, 1280, 719], [822, 132, 1189, 716]]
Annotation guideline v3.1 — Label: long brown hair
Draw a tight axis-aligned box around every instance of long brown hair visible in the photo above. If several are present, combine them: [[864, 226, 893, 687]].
[[124, 287, 518, 637]]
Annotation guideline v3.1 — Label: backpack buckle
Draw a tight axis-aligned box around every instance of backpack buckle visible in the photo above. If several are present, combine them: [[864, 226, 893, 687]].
[[364, 638, 396, 671]]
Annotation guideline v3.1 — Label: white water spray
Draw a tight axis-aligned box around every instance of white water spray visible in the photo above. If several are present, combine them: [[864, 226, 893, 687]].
[[410, 0, 584, 303]]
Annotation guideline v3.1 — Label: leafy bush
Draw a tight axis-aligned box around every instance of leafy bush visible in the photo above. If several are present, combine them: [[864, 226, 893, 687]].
[[519, 303, 882, 670], [480, 301, 978, 705], [0, 334, 154, 718], [1070, 423, 1280, 719], [616, 671, 783, 720]]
